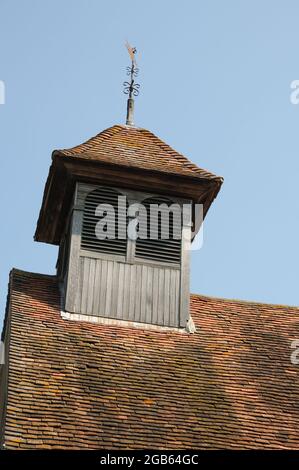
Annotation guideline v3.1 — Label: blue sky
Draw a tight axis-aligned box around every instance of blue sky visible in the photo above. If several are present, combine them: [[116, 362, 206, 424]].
[[0, 1, 299, 327]]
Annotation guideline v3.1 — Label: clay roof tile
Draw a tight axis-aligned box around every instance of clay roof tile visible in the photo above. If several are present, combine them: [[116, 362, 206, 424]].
[[2, 269, 299, 450]]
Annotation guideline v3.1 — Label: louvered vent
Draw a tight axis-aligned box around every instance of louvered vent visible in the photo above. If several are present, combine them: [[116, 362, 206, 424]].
[[81, 187, 127, 257], [135, 197, 182, 264]]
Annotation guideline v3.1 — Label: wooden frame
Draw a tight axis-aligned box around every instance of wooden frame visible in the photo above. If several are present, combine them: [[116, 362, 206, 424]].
[[63, 182, 192, 328]]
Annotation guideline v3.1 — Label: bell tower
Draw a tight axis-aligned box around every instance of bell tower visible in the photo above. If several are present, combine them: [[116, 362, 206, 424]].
[[34, 47, 223, 329]]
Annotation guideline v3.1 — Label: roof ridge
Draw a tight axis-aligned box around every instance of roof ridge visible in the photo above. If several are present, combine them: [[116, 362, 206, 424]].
[[10, 268, 57, 281], [191, 292, 299, 310]]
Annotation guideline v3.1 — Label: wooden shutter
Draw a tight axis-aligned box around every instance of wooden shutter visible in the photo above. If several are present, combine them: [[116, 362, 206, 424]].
[[135, 197, 182, 264], [81, 187, 127, 257]]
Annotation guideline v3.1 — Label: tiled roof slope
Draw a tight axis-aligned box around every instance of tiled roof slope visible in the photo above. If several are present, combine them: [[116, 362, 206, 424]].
[[2, 269, 299, 450], [53, 125, 223, 182]]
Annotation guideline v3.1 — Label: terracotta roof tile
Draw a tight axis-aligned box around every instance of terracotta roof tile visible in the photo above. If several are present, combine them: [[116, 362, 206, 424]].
[[54, 125, 223, 182], [2, 269, 299, 449]]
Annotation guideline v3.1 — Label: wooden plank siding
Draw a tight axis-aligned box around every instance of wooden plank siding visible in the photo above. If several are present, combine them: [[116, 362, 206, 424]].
[[73, 257, 181, 327]]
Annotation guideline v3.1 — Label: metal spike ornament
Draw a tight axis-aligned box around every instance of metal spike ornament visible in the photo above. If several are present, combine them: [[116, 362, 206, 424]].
[[123, 42, 140, 126]]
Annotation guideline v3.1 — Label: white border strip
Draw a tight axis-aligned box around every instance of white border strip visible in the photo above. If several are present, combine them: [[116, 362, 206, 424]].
[[61, 311, 196, 334]]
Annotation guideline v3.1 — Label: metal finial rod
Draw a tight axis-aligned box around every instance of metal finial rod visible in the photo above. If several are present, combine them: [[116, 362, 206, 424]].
[[123, 42, 140, 126]]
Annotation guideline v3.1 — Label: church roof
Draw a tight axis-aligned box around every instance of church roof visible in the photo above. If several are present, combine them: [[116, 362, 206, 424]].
[[1, 269, 299, 450], [53, 125, 223, 182]]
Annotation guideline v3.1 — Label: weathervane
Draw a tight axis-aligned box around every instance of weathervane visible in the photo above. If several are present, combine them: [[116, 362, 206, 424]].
[[123, 42, 140, 126]]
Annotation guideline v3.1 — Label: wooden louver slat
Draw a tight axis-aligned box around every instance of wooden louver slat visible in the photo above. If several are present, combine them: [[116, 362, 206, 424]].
[[135, 197, 182, 264], [81, 187, 127, 256]]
